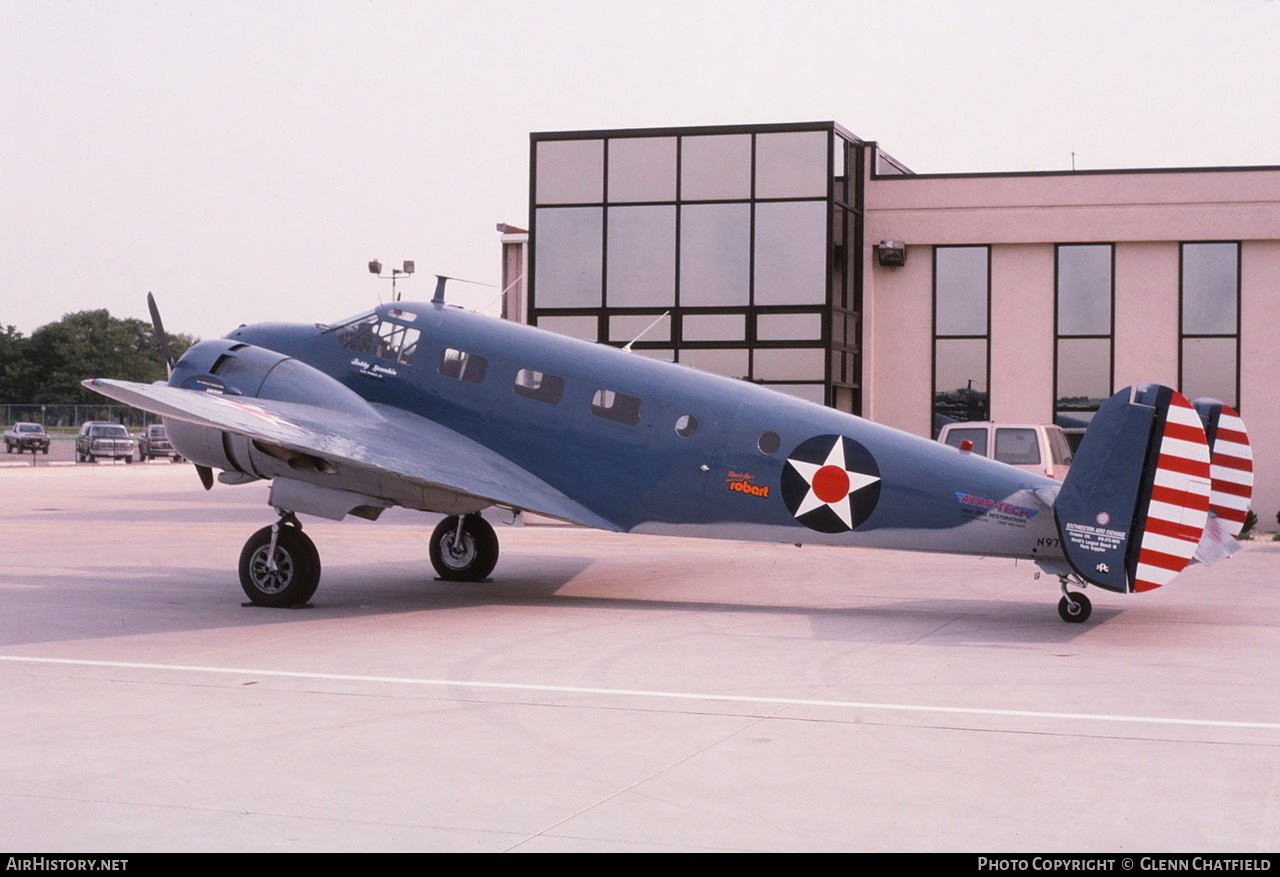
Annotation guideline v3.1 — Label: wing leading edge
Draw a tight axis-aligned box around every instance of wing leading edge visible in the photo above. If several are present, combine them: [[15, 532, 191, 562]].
[[83, 378, 619, 532]]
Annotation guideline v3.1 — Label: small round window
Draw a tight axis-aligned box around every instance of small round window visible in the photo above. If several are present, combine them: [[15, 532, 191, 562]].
[[675, 414, 698, 438], [758, 431, 781, 454]]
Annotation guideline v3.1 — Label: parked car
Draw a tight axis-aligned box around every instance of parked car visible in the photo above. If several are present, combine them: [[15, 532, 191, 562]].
[[937, 421, 1073, 480], [4, 422, 50, 454], [76, 421, 136, 463], [137, 423, 181, 461]]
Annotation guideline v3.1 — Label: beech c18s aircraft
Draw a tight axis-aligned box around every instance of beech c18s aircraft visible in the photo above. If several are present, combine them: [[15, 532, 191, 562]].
[[85, 283, 1254, 623]]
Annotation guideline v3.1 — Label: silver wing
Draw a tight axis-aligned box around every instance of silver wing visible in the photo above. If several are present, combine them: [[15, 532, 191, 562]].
[[84, 378, 617, 531]]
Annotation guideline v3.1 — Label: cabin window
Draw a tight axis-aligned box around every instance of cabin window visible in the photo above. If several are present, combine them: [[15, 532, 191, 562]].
[[674, 414, 698, 438], [757, 431, 780, 454], [439, 348, 487, 384], [591, 389, 643, 425], [513, 368, 565, 404]]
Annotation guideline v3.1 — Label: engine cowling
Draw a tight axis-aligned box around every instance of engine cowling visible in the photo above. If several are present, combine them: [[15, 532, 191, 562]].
[[163, 338, 377, 479]]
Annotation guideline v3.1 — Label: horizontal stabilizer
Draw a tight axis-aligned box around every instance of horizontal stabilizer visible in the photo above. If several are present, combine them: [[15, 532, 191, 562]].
[[1054, 385, 1211, 593]]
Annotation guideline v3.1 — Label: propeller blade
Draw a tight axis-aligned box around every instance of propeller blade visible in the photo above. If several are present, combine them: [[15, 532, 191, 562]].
[[147, 291, 176, 375], [196, 464, 214, 491]]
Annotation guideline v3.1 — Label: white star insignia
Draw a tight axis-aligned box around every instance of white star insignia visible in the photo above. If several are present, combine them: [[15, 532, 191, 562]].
[[786, 437, 881, 529]]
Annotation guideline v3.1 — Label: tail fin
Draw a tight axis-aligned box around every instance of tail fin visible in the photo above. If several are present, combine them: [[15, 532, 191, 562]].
[[1053, 385, 1212, 593], [1185, 399, 1254, 565], [1193, 399, 1255, 538]]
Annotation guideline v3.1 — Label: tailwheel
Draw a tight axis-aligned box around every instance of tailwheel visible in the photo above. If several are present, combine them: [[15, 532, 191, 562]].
[[1057, 581, 1092, 624], [238, 517, 321, 607], [430, 514, 499, 581]]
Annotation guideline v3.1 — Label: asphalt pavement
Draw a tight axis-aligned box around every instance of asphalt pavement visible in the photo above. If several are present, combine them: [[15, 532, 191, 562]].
[[2, 465, 1277, 852]]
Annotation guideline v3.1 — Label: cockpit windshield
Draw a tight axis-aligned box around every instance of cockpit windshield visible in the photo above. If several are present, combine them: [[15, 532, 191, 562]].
[[334, 311, 422, 365]]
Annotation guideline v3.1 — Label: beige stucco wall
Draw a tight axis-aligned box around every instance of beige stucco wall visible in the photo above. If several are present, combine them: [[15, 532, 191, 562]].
[[1241, 240, 1280, 526], [863, 157, 1280, 530]]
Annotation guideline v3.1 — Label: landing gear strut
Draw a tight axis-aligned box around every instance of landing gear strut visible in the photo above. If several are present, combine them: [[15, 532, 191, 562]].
[[1057, 576, 1092, 624], [238, 512, 321, 607], [429, 514, 499, 581]]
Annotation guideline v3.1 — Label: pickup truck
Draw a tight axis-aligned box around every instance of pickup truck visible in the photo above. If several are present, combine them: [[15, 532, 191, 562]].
[[937, 421, 1073, 480], [4, 422, 51, 454], [76, 421, 136, 463]]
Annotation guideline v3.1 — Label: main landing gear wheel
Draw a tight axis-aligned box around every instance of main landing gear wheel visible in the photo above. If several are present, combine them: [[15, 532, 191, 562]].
[[1057, 592, 1092, 624], [238, 520, 321, 607], [430, 514, 499, 581]]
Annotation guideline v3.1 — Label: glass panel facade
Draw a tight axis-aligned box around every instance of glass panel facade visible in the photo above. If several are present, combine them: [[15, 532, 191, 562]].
[[1182, 243, 1239, 335], [1181, 243, 1239, 406], [1056, 337, 1111, 430], [1182, 337, 1238, 405], [754, 200, 827, 305], [754, 347, 825, 381], [934, 337, 989, 428], [1057, 245, 1112, 336], [757, 312, 823, 341], [935, 246, 989, 336], [608, 137, 677, 203], [533, 207, 603, 307], [933, 247, 989, 432], [610, 313, 671, 345], [755, 130, 828, 199], [679, 347, 750, 378], [606, 205, 676, 307], [679, 203, 751, 306], [535, 140, 603, 203], [682, 313, 745, 342], [680, 134, 752, 200], [531, 124, 862, 411], [1055, 244, 1113, 431]]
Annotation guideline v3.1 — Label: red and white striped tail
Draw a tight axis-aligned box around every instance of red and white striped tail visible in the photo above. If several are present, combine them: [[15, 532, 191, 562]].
[[1203, 403, 1254, 539], [1131, 392, 1211, 592]]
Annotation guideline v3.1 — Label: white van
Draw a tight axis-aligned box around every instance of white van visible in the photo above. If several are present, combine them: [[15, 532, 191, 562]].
[[937, 422, 1074, 480]]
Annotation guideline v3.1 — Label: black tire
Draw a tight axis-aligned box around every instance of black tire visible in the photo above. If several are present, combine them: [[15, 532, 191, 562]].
[[238, 524, 321, 607], [1057, 592, 1092, 624], [429, 515, 499, 581]]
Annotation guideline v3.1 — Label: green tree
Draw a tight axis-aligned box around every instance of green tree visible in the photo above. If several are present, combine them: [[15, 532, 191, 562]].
[[17, 310, 196, 403], [0, 325, 31, 400]]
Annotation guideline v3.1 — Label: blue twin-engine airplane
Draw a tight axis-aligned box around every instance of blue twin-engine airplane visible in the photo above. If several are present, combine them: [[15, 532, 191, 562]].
[[86, 283, 1254, 623]]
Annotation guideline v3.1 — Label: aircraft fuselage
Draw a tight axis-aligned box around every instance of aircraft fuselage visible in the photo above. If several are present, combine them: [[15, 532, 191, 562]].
[[223, 301, 1065, 565]]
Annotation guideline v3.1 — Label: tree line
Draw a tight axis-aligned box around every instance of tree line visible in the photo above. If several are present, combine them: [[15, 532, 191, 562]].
[[0, 310, 197, 404]]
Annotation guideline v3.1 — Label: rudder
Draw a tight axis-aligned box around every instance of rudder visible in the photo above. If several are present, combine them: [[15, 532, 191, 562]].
[[1053, 385, 1212, 593]]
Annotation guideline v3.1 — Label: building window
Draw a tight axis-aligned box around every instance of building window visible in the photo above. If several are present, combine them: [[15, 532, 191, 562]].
[[1055, 244, 1113, 435], [1181, 242, 1240, 408], [933, 246, 990, 434]]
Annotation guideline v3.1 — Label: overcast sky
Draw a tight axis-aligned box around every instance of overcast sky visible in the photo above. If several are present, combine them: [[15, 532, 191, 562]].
[[3, 0, 1277, 341]]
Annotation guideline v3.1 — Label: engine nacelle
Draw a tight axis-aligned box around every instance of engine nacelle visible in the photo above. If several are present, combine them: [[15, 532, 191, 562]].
[[163, 338, 378, 479]]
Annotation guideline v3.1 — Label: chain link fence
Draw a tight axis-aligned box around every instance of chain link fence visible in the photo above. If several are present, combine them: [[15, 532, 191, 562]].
[[2, 403, 154, 430]]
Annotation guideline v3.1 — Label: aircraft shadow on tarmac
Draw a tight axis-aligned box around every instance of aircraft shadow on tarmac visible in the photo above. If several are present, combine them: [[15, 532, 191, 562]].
[[1, 551, 1110, 649]]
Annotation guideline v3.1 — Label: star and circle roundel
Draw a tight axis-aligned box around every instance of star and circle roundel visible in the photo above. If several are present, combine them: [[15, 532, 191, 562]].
[[781, 435, 882, 533]]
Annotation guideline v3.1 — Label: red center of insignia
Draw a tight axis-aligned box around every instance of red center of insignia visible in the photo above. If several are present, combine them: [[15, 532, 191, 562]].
[[811, 465, 850, 504]]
